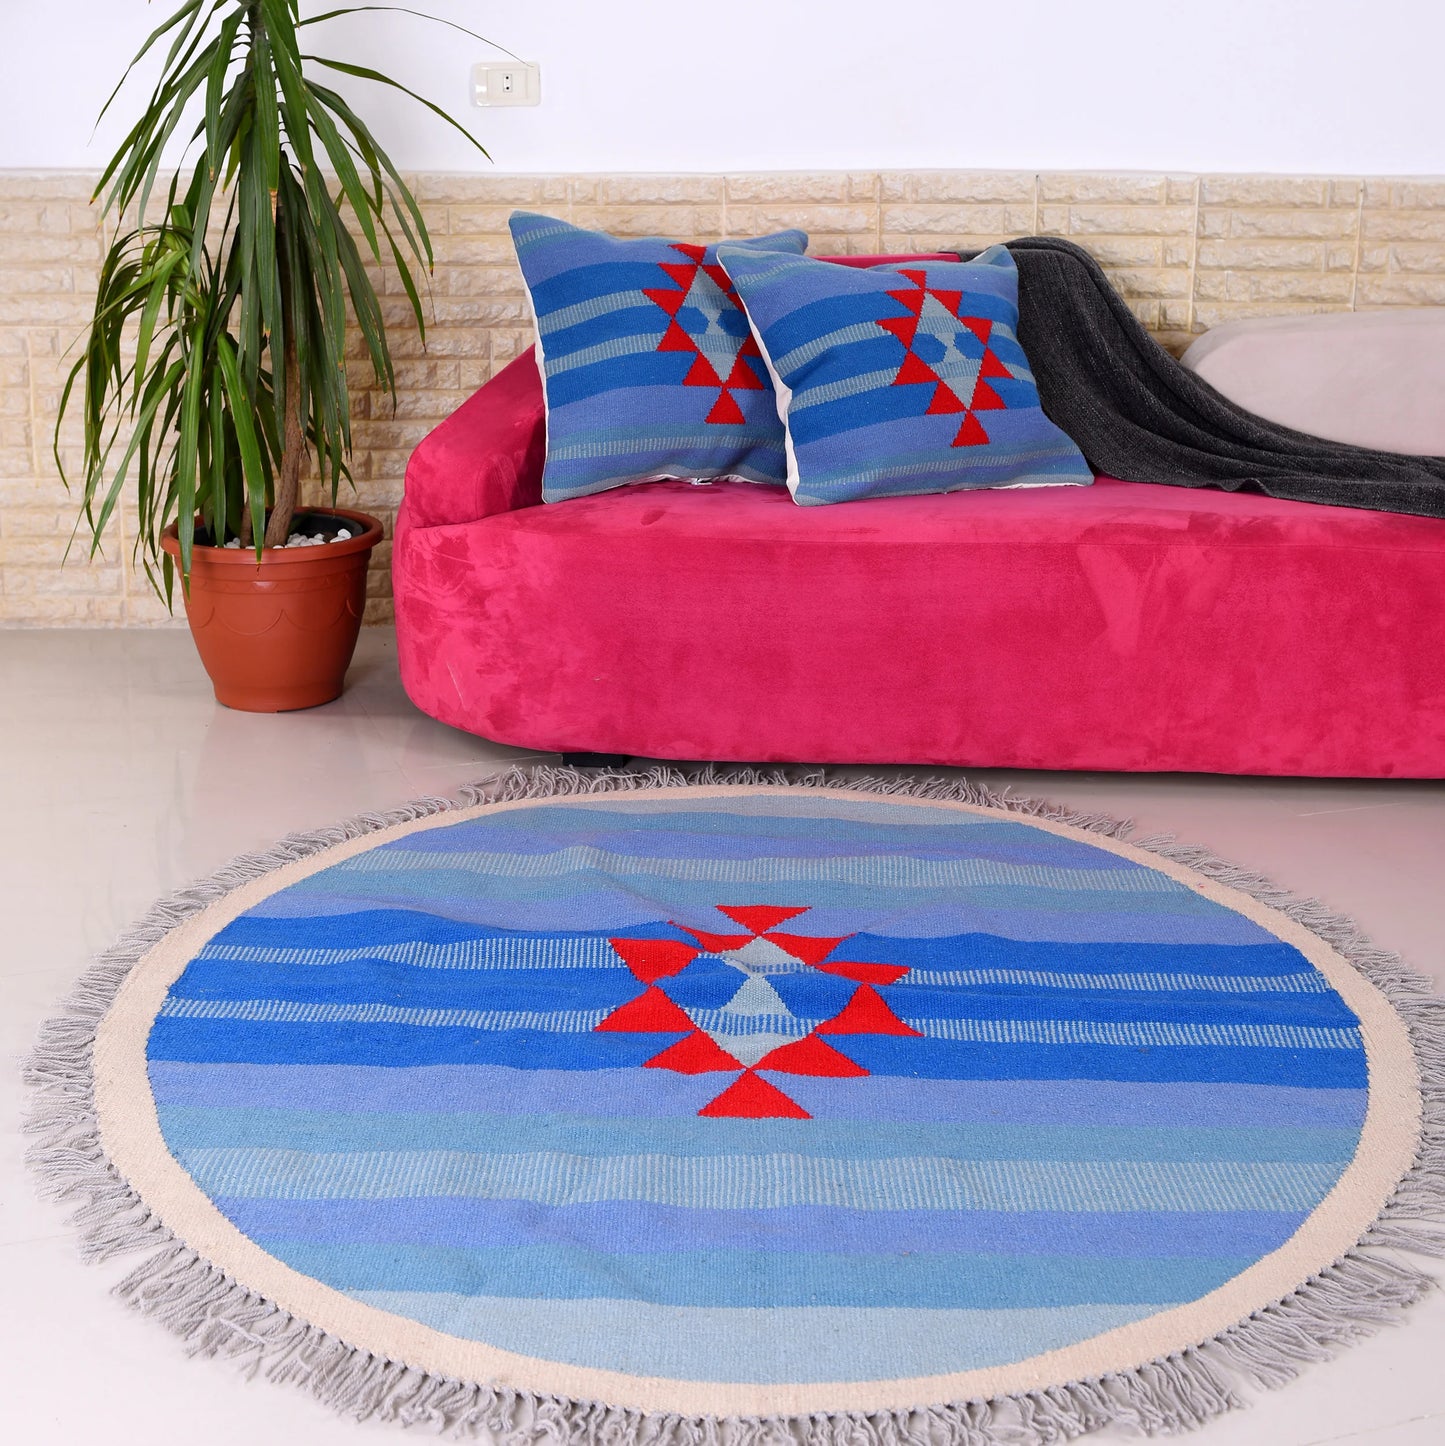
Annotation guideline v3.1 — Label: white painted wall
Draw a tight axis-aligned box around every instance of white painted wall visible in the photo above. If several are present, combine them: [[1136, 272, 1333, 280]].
[[2, 0, 1443, 175]]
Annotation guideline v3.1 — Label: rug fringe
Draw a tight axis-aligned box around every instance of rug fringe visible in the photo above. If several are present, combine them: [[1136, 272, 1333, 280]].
[[22, 763, 1445, 1443]]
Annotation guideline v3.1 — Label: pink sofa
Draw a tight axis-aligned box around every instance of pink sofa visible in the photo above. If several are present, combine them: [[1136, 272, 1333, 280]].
[[395, 335, 1445, 779]]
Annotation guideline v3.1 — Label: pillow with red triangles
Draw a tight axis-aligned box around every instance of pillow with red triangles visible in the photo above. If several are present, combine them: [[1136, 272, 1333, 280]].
[[716, 242, 1093, 505], [509, 212, 807, 503]]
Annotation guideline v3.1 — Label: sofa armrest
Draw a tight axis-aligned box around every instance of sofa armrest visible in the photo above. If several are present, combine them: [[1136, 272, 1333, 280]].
[[402, 348, 546, 528], [1181, 311, 1445, 455]]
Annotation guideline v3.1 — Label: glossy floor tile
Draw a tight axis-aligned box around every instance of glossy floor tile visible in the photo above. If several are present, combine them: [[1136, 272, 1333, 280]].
[[2, 628, 1442, 1446]]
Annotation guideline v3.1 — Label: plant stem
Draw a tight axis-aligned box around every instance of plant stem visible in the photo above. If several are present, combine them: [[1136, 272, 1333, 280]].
[[264, 330, 304, 546], [264, 187, 304, 548]]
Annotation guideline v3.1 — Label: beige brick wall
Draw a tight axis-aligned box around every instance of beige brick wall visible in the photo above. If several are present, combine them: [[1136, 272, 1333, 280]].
[[3, 168, 1442, 626]]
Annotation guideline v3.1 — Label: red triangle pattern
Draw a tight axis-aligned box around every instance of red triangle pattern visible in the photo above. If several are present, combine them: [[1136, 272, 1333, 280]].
[[894, 350, 941, 387], [706, 392, 747, 424], [675, 925, 753, 953], [754, 1034, 868, 1077], [970, 380, 1006, 412], [954, 412, 991, 447], [717, 905, 810, 934], [658, 320, 696, 353], [645, 1031, 742, 1073], [766, 931, 853, 965], [641, 243, 761, 426], [877, 273, 1012, 449], [642, 286, 687, 317], [684, 354, 723, 388], [700, 1071, 812, 1119], [812, 960, 910, 986], [598, 907, 920, 1119], [927, 383, 966, 416], [608, 938, 699, 984], [816, 984, 923, 1037], [594, 985, 695, 1034]]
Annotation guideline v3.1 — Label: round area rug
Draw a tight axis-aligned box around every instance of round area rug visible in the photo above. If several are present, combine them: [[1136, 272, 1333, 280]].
[[27, 769, 1445, 1444]]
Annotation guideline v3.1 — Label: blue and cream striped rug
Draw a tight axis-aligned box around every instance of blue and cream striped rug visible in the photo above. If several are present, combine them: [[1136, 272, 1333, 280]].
[[75, 778, 1433, 1436]]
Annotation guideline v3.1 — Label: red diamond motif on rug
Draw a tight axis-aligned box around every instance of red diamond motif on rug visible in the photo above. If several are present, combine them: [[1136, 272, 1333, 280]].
[[594, 905, 917, 1118]]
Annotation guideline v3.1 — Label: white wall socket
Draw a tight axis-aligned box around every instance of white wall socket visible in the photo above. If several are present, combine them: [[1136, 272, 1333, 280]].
[[471, 61, 541, 107]]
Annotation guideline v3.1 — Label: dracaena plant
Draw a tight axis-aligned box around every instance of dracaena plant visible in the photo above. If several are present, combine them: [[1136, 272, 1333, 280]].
[[57, 0, 492, 601]]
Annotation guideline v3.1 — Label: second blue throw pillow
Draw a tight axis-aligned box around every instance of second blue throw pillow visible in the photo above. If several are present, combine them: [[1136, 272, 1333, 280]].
[[511, 212, 808, 503], [716, 244, 1093, 505]]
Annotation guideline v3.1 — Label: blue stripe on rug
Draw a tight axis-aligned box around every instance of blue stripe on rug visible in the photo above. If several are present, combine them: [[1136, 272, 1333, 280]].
[[155, 1105, 1360, 1164], [174, 1146, 1346, 1212], [165, 961, 640, 1012], [343, 847, 1166, 896], [339, 1293, 1167, 1381], [145, 1020, 1366, 1087], [248, 884, 1275, 947], [164, 961, 1350, 1029], [204, 916, 1315, 979], [214, 1195, 1309, 1259], [256, 1238, 1251, 1310], [146, 1062, 1370, 1129], [150, 994, 1362, 1046], [392, 811, 1145, 869]]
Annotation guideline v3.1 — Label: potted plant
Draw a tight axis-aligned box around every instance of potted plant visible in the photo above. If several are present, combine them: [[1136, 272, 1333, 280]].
[[58, 0, 488, 710]]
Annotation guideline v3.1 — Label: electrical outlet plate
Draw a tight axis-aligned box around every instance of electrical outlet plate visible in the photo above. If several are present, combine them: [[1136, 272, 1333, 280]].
[[471, 61, 541, 107]]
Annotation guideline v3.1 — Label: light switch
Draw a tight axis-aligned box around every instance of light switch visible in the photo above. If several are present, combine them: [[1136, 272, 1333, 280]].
[[471, 61, 541, 107]]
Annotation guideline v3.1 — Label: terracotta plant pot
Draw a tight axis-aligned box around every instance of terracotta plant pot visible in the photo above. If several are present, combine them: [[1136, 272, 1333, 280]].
[[161, 508, 383, 712]]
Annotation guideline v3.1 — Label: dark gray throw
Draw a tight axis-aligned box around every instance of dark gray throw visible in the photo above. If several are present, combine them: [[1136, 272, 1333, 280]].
[[980, 236, 1445, 518]]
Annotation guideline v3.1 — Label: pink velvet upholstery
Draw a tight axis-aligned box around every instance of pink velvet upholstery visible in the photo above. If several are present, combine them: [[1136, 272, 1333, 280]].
[[394, 349, 1445, 776]]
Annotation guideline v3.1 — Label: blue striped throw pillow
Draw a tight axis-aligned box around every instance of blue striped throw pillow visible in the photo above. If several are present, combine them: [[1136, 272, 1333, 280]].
[[716, 243, 1094, 506], [510, 212, 808, 503]]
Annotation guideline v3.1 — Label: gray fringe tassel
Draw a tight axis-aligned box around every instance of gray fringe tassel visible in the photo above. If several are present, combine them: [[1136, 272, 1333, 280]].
[[22, 763, 1445, 1444]]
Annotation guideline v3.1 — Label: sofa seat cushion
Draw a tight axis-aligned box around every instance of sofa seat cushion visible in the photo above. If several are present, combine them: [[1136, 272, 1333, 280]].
[[393, 477, 1445, 775]]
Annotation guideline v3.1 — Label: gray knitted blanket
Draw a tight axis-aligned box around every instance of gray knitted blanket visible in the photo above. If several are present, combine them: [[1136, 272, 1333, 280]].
[[987, 236, 1445, 518]]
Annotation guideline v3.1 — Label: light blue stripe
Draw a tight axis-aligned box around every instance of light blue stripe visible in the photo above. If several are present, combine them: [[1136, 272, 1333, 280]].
[[911, 1016, 1359, 1050], [217, 1195, 1312, 1260], [157, 997, 609, 1032], [773, 321, 903, 373], [900, 967, 1329, 995], [148, 1062, 1370, 1129], [806, 444, 1083, 491], [787, 365, 929, 411], [545, 429, 776, 460], [263, 1238, 1249, 1310], [158, 1105, 1360, 1165], [345, 846, 1178, 895], [535, 288, 651, 335], [247, 887, 1273, 945], [177, 1147, 1345, 1212], [345, 1292, 1165, 1381], [198, 937, 629, 971], [154, 995, 1362, 1051], [193, 946, 1321, 996], [405, 811, 1138, 869]]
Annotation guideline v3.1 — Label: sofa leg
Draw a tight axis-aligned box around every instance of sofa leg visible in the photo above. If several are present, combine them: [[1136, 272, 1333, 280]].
[[561, 751, 632, 768]]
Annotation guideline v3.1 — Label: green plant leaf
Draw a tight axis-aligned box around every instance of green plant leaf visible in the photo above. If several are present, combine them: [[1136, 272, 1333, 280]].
[[300, 5, 520, 62], [216, 332, 268, 556], [61, 0, 499, 605], [93, 0, 211, 135], [203, 9, 243, 171], [302, 53, 489, 160], [173, 319, 208, 580]]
